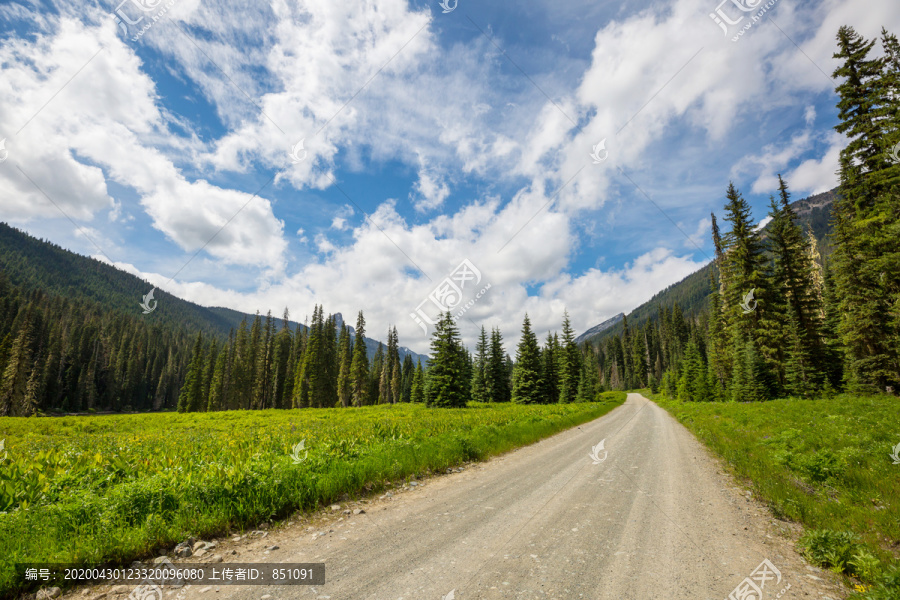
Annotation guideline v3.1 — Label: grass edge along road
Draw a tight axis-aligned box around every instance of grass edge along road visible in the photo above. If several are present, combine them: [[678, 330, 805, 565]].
[[0, 395, 626, 599], [644, 389, 900, 600]]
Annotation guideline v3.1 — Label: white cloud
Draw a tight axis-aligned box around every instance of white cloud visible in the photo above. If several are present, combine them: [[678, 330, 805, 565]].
[[733, 130, 814, 194], [684, 217, 711, 250], [0, 13, 287, 269], [804, 105, 817, 125], [410, 160, 451, 213], [785, 131, 843, 196]]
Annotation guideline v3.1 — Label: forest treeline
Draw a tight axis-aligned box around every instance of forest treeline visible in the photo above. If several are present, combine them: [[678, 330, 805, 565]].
[[592, 25, 900, 400], [0, 279, 195, 415], [176, 308, 425, 411], [174, 308, 607, 411]]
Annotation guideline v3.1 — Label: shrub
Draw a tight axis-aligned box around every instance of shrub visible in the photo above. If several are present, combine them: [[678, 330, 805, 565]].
[[798, 529, 860, 574]]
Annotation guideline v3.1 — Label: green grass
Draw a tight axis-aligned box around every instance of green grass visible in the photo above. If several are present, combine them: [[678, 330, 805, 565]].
[[647, 391, 900, 598], [595, 390, 628, 403], [0, 399, 625, 598]]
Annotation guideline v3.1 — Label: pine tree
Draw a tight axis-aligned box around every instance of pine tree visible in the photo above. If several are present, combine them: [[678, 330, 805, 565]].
[[0, 309, 39, 416], [425, 312, 467, 408], [821, 260, 845, 388], [558, 311, 581, 402], [470, 326, 489, 402], [207, 348, 227, 411], [731, 336, 770, 402], [372, 342, 385, 404], [541, 332, 560, 404], [767, 176, 829, 395], [511, 314, 543, 404], [577, 344, 600, 402], [676, 337, 708, 402], [350, 311, 370, 406], [177, 332, 204, 413], [230, 319, 252, 409], [831, 26, 900, 391], [253, 311, 275, 409], [271, 309, 293, 409], [294, 306, 321, 408], [631, 328, 648, 388], [321, 313, 339, 408], [283, 322, 303, 406], [200, 338, 218, 411], [720, 182, 772, 399], [390, 327, 401, 403], [391, 359, 402, 405], [486, 327, 510, 403], [620, 315, 633, 389], [401, 354, 414, 402], [249, 312, 262, 407], [833, 26, 889, 204], [378, 332, 391, 404], [706, 267, 728, 394], [411, 359, 425, 403], [337, 323, 352, 407]]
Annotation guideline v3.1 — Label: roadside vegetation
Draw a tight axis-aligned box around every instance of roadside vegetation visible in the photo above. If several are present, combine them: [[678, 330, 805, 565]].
[[0, 398, 624, 598], [648, 391, 900, 599]]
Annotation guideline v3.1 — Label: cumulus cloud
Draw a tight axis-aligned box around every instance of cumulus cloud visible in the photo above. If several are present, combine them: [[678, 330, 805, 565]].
[[0, 13, 287, 269]]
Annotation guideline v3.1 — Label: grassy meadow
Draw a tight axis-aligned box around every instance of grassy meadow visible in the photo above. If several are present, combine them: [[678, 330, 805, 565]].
[[0, 398, 624, 598], [648, 391, 900, 599]]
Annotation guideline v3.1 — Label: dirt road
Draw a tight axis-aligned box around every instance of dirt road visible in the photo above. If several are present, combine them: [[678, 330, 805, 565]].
[[160, 393, 849, 600]]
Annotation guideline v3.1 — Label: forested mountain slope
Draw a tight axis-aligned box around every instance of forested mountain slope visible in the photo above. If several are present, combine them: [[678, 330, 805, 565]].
[[579, 187, 837, 347], [0, 224, 425, 415], [0, 223, 425, 363]]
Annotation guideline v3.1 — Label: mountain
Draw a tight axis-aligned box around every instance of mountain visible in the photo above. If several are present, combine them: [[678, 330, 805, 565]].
[[0, 222, 426, 364], [575, 313, 624, 344], [577, 187, 837, 347]]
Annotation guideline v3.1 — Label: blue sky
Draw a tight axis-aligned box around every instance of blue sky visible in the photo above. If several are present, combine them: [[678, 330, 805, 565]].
[[1, 0, 898, 353]]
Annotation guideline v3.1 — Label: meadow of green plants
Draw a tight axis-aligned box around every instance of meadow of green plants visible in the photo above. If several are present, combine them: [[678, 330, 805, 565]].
[[0, 399, 623, 598], [649, 392, 900, 599]]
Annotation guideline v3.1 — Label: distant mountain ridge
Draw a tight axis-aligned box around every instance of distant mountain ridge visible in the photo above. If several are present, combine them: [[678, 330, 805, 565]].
[[575, 313, 624, 344], [576, 187, 837, 346], [0, 222, 427, 364]]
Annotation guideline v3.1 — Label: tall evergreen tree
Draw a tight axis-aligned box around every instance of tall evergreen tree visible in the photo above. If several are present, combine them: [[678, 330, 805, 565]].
[[337, 323, 352, 407], [511, 314, 543, 404], [486, 327, 511, 403], [411, 359, 425, 403], [400, 354, 414, 402], [767, 176, 829, 395], [378, 330, 392, 404], [470, 326, 489, 403], [271, 309, 293, 409], [831, 26, 900, 391], [425, 312, 467, 408], [541, 332, 560, 404], [371, 342, 385, 404], [558, 311, 581, 402], [631, 328, 648, 389], [350, 311, 370, 407], [177, 332, 204, 413], [577, 344, 600, 402], [391, 359, 402, 405], [207, 348, 227, 411], [720, 182, 772, 399]]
